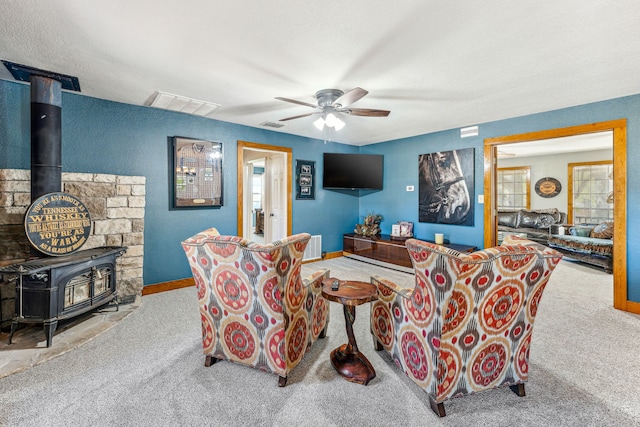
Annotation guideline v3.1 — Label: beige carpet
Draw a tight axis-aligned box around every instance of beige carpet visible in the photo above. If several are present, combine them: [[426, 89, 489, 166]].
[[0, 298, 140, 378], [0, 257, 638, 426]]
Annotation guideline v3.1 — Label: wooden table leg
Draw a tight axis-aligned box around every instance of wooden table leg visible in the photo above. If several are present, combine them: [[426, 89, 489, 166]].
[[330, 305, 376, 385]]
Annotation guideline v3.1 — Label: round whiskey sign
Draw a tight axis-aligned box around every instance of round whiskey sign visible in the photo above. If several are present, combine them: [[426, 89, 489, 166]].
[[24, 192, 92, 256], [534, 177, 562, 198]]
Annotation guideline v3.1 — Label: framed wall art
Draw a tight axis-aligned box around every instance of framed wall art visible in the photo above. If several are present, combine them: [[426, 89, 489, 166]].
[[418, 148, 475, 226], [296, 160, 315, 200], [172, 136, 223, 208], [535, 177, 562, 198]]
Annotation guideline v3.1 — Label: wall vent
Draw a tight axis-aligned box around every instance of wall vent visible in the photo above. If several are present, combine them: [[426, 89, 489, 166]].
[[303, 235, 322, 261], [460, 126, 479, 138], [260, 121, 284, 128]]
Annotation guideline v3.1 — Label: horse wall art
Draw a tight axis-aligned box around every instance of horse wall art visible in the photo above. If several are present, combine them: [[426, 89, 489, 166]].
[[418, 148, 474, 226]]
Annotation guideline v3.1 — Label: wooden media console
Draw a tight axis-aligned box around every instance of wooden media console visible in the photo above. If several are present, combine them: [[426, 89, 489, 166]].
[[343, 233, 476, 273]]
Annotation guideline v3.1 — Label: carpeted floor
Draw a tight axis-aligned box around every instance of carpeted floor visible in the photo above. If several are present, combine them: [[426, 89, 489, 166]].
[[0, 257, 639, 426]]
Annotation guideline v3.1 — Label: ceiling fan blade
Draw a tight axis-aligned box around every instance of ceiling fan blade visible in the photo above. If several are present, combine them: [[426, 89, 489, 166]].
[[274, 97, 318, 109], [278, 112, 319, 122], [333, 87, 368, 108], [346, 108, 390, 117]]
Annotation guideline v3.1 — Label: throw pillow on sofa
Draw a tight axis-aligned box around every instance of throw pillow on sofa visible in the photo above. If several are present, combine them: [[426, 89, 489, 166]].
[[518, 211, 538, 228], [534, 213, 556, 228], [519, 211, 555, 229], [498, 211, 520, 228], [590, 221, 614, 239], [525, 208, 562, 223]]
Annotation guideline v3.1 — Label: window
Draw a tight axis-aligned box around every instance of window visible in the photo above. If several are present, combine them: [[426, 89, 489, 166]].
[[568, 161, 613, 224], [497, 167, 530, 209]]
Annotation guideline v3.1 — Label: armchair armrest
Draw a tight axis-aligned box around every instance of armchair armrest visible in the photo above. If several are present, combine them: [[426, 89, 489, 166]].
[[303, 268, 330, 290], [299, 268, 330, 341], [371, 275, 414, 299]]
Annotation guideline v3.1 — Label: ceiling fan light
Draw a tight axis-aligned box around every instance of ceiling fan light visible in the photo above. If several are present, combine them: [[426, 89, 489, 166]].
[[333, 116, 345, 131], [325, 112, 337, 127], [313, 117, 325, 130]]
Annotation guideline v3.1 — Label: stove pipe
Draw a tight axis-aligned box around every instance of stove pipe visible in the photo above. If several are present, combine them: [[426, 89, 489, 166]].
[[30, 75, 62, 202]]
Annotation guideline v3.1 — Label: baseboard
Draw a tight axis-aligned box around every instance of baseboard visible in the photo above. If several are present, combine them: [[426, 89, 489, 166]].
[[624, 300, 640, 315], [323, 251, 343, 260], [301, 250, 342, 264], [142, 278, 194, 296]]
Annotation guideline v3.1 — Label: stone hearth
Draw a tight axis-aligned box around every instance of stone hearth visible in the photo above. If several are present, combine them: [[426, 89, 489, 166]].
[[0, 169, 145, 328]]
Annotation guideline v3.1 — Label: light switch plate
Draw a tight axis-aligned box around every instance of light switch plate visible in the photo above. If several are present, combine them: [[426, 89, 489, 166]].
[[478, 195, 484, 204]]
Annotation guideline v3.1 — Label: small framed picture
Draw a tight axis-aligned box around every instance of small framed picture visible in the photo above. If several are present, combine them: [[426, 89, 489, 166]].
[[399, 221, 413, 237], [300, 174, 312, 186], [296, 160, 315, 200]]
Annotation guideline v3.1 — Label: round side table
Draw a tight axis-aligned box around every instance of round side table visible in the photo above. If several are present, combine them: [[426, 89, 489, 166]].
[[321, 278, 378, 385]]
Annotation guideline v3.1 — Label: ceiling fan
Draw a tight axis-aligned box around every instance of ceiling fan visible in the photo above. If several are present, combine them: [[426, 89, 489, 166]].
[[275, 87, 390, 130]]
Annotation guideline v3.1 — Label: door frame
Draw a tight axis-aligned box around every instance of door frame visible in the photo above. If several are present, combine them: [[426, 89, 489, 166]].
[[483, 119, 635, 313], [237, 141, 292, 238]]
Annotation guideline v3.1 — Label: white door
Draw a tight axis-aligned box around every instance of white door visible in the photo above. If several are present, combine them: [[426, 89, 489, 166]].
[[265, 153, 287, 242], [244, 163, 254, 238]]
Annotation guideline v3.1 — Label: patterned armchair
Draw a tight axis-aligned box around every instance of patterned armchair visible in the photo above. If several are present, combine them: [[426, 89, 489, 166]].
[[182, 228, 330, 387], [370, 235, 562, 417]]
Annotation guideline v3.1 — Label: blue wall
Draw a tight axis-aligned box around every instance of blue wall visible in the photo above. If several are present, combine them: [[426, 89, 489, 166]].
[[0, 80, 359, 285], [1, 79, 639, 302], [359, 131, 484, 246], [359, 95, 640, 301]]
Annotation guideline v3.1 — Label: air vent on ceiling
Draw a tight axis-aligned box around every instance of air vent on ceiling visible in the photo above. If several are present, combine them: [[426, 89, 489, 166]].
[[1, 60, 81, 92], [147, 91, 221, 118], [260, 121, 284, 128]]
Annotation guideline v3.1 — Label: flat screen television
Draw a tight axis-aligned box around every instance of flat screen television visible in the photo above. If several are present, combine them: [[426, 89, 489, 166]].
[[322, 153, 383, 190]]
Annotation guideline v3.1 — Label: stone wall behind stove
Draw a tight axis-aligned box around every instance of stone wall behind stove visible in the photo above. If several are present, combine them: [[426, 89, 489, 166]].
[[0, 169, 145, 327]]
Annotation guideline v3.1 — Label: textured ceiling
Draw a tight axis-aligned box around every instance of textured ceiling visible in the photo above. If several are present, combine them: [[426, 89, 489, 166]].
[[2, 1, 640, 146]]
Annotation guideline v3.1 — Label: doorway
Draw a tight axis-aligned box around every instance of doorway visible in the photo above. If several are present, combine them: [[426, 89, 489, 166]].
[[483, 119, 629, 312], [246, 157, 265, 242], [237, 141, 292, 242]]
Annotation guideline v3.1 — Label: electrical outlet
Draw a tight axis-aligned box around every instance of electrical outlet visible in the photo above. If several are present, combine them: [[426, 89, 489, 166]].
[[406, 185, 414, 192]]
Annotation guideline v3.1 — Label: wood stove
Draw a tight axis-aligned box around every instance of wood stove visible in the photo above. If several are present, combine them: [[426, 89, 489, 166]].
[[0, 69, 130, 347], [0, 246, 126, 347]]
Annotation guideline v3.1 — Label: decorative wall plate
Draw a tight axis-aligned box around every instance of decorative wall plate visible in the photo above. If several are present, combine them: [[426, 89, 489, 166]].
[[535, 177, 561, 198]]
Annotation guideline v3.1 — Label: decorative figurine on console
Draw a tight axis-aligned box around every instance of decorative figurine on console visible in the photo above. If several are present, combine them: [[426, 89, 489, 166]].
[[355, 212, 383, 237]]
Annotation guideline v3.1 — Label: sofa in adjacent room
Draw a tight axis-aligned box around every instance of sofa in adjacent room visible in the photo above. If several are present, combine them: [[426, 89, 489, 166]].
[[497, 208, 567, 245], [547, 222, 613, 273]]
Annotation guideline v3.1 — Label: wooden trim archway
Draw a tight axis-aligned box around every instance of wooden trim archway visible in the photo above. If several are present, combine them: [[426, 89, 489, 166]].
[[237, 140, 293, 238], [483, 119, 637, 314]]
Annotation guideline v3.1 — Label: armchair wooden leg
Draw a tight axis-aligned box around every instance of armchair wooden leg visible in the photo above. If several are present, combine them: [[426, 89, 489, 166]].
[[204, 355, 219, 367], [278, 376, 287, 387], [429, 396, 446, 417], [509, 383, 526, 397], [319, 325, 327, 339], [373, 336, 383, 351]]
